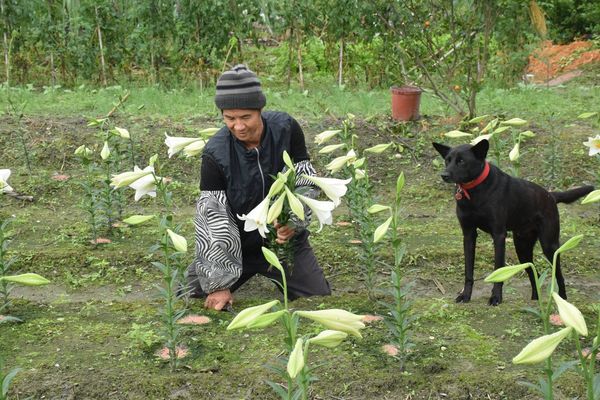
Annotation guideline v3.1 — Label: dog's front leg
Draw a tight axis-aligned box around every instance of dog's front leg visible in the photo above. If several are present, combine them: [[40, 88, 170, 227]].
[[457, 227, 477, 303], [489, 231, 507, 306]]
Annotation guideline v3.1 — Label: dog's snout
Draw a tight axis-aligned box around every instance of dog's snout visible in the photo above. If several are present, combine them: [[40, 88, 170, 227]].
[[440, 172, 452, 183]]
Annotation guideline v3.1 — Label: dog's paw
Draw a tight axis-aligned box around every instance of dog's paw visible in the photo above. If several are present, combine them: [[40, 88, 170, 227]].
[[488, 295, 502, 306], [455, 293, 471, 303]]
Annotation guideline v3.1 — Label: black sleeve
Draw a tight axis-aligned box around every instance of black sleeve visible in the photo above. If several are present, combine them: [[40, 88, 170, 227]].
[[200, 155, 227, 191], [289, 118, 310, 163]]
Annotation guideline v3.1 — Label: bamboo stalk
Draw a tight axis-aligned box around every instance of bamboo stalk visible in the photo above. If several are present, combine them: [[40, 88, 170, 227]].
[[338, 38, 344, 87], [95, 6, 107, 87]]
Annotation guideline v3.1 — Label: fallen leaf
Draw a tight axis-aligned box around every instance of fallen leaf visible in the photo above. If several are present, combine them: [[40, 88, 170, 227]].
[[581, 348, 600, 360], [382, 344, 399, 356], [362, 315, 383, 323], [91, 238, 112, 245], [549, 313, 563, 326], [51, 174, 70, 181], [156, 345, 188, 360], [177, 315, 211, 325]]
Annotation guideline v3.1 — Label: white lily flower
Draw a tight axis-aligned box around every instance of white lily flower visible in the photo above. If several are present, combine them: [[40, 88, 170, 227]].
[[167, 229, 188, 253], [164, 133, 205, 158], [295, 309, 365, 338], [314, 129, 341, 145], [111, 165, 154, 188], [326, 150, 357, 173], [101, 141, 111, 160], [182, 139, 206, 157], [287, 338, 305, 379], [113, 127, 130, 139], [237, 196, 271, 238], [297, 194, 334, 232], [583, 135, 600, 156], [129, 167, 158, 201], [0, 169, 13, 193], [552, 292, 587, 336], [301, 175, 351, 207]]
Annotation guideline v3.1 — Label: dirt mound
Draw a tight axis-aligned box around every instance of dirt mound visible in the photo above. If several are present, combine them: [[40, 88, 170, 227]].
[[526, 40, 600, 83]]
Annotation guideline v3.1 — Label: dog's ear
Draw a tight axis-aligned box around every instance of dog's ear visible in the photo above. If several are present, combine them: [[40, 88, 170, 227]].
[[432, 142, 450, 158], [471, 139, 489, 160]]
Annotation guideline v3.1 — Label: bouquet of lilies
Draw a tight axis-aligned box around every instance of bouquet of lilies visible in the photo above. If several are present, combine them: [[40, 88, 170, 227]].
[[237, 151, 350, 256]]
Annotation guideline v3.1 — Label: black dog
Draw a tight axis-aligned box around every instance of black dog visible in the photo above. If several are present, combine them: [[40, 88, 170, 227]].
[[433, 139, 593, 305]]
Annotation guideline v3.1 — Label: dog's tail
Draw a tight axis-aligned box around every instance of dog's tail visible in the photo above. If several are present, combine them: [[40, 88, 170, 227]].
[[550, 185, 595, 204]]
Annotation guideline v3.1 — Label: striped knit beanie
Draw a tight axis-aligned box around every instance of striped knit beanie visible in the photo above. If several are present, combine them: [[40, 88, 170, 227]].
[[215, 64, 266, 110]]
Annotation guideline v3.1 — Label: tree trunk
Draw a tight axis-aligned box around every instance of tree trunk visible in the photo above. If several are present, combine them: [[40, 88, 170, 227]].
[[296, 31, 304, 91], [338, 38, 344, 87], [95, 7, 107, 87], [50, 51, 56, 87], [1, 0, 9, 86]]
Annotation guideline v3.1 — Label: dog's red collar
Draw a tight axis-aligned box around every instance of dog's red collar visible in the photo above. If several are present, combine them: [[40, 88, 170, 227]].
[[455, 162, 490, 200]]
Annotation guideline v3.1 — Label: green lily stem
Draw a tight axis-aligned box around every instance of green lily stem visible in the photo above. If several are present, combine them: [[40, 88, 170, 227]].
[[573, 334, 594, 400], [299, 340, 311, 400], [531, 262, 554, 399]]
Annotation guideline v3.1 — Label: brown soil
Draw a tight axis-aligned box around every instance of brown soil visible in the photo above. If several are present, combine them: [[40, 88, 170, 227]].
[[527, 40, 600, 82]]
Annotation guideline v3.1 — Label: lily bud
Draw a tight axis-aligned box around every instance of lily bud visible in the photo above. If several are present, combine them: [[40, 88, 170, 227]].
[[582, 189, 600, 204], [101, 141, 111, 160], [123, 215, 155, 225], [367, 204, 390, 214], [227, 300, 280, 330], [261, 246, 284, 275], [364, 143, 392, 154], [285, 187, 305, 221], [552, 292, 587, 336], [513, 327, 572, 364], [484, 263, 533, 283], [287, 338, 305, 379], [246, 310, 287, 329], [501, 118, 528, 127], [267, 194, 285, 224], [509, 143, 520, 162], [113, 127, 130, 139], [319, 143, 345, 154], [167, 229, 187, 253], [0, 273, 50, 286], [308, 330, 348, 348], [444, 130, 472, 138], [295, 309, 365, 338], [373, 216, 392, 243]]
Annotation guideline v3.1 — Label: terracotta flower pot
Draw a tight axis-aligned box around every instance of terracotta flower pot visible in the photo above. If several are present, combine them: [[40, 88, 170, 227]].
[[390, 85, 422, 121]]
